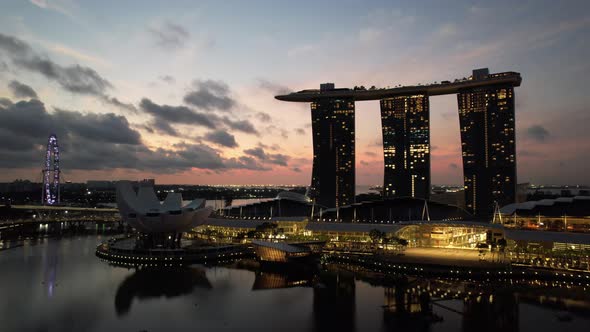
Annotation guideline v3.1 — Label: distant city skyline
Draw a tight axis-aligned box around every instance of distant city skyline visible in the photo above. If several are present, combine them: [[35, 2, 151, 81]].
[[0, 0, 589, 185]]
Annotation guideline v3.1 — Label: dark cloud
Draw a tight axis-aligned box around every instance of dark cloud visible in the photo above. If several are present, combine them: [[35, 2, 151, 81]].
[[102, 96, 137, 113], [149, 22, 190, 49], [367, 139, 382, 147], [140, 98, 217, 129], [147, 120, 179, 136], [0, 97, 14, 107], [244, 147, 266, 159], [0, 98, 270, 172], [159, 75, 175, 84], [257, 142, 280, 151], [0, 99, 141, 169], [8, 80, 38, 99], [204, 130, 238, 148], [255, 112, 272, 123], [223, 117, 258, 135], [244, 146, 289, 166], [364, 151, 377, 157], [292, 167, 302, 173], [266, 125, 288, 139], [360, 160, 369, 166], [295, 128, 306, 135], [0, 33, 134, 112], [183, 80, 235, 111], [449, 163, 459, 169], [225, 156, 270, 171], [526, 125, 550, 142], [53, 108, 142, 145], [257, 79, 291, 95]]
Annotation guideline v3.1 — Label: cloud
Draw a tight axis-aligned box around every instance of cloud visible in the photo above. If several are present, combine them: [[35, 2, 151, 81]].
[[364, 151, 377, 157], [140, 98, 217, 129], [295, 128, 306, 135], [257, 79, 291, 95], [159, 75, 175, 84], [101, 96, 137, 113], [183, 80, 235, 111], [0, 98, 12, 107], [52, 108, 142, 145], [8, 80, 38, 99], [0, 98, 270, 172], [29, 0, 73, 17], [255, 112, 272, 123], [287, 44, 315, 58], [149, 22, 190, 49], [223, 117, 258, 135], [360, 160, 369, 166], [367, 139, 382, 148], [266, 125, 288, 139], [204, 130, 238, 148], [0, 33, 134, 112], [292, 167, 302, 173], [449, 163, 459, 169], [359, 27, 383, 43], [526, 125, 550, 142], [225, 156, 270, 171], [244, 146, 289, 166], [145, 120, 179, 136]]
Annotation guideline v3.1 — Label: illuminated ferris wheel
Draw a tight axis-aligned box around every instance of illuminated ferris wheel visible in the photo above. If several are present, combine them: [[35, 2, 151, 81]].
[[42, 134, 60, 205]]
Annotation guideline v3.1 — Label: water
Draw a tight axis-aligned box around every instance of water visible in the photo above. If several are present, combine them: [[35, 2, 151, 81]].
[[0, 236, 589, 331]]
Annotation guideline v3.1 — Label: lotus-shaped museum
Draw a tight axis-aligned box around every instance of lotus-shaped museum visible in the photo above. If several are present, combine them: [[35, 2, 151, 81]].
[[116, 181, 212, 233]]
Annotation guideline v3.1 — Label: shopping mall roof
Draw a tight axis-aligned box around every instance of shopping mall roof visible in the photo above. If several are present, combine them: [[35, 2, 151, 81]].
[[505, 229, 590, 245], [501, 196, 590, 216]]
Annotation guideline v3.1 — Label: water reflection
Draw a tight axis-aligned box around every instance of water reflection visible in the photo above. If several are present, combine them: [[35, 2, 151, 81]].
[[42, 240, 59, 298], [252, 269, 314, 290], [241, 264, 590, 332], [313, 269, 356, 332], [1, 237, 589, 331], [114, 267, 212, 316]]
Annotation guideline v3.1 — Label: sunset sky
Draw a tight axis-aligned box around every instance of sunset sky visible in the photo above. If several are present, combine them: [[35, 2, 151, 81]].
[[0, 0, 588, 186]]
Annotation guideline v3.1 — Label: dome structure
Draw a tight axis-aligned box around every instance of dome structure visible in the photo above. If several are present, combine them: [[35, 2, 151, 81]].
[[116, 181, 212, 233]]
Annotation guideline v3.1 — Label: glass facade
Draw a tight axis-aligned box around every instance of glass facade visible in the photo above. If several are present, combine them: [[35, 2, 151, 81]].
[[380, 95, 430, 199], [458, 85, 516, 217], [310, 97, 355, 208]]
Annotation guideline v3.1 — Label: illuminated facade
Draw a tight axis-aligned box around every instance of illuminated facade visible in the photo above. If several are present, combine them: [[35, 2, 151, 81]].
[[381, 95, 430, 199], [458, 69, 517, 217], [310, 84, 355, 208]]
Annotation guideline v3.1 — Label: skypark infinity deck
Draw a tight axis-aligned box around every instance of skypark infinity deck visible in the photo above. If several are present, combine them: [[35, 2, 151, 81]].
[[275, 71, 521, 102]]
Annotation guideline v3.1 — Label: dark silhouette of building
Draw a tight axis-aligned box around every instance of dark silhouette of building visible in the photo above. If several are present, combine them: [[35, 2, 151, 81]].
[[276, 69, 522, 221], [458, 69, 517, 217], [381, 94, 430, 199], [310, 83, 355, 208]]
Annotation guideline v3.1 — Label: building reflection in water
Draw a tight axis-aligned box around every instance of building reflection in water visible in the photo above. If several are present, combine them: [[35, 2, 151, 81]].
[[114, 267, 212, 316], [312, 270, 356, 332], [252, 269, 313, 290], [462, 289, 518, 332], [381, 277, 520, 332], [382, 277, 435, 332]]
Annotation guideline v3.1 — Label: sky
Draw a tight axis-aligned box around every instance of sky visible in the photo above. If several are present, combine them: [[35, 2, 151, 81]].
[[0, 0, 588, 186]]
